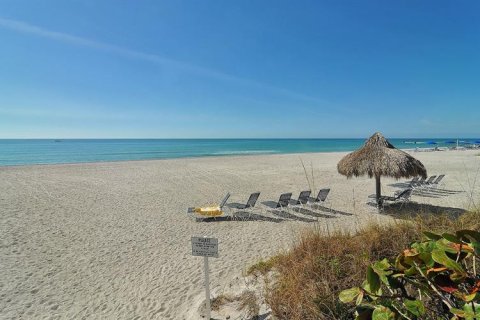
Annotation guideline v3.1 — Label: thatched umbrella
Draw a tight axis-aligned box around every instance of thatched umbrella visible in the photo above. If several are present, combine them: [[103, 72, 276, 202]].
[[337, 132, 427, 205]]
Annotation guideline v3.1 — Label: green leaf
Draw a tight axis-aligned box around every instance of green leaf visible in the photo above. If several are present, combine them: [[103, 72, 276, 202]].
[[418, 252, 434, 267], [435, 239, 460, 254], [443, 233, 463, 244], [431, 249, 466, 275], [404, 299, 425, 316], [462, 302, 480, 318], [356, 290, 364, 305], [404, 265, 419, 276], [339, 287, 361, 303], [367, 266, 381, 293], [372, 306, 396, 320], [424, 231, 442, 240], [372, 258, 391, 271], [456, 230, 480, 242], [463, 292, 477, 302], [472, 241, 480, 256], [450, 307, 467, 317]]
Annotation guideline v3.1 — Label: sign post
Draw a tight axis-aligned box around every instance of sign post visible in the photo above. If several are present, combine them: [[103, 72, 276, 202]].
[[191, 236, 218, 320]]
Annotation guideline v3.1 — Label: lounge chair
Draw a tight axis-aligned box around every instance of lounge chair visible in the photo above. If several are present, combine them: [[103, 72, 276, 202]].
[[226, 192, 260, 219], [263, 193, 318, 222], [414, 175, 437, 191], [401, 176, 427, 192], [424, 174, 445, 191], [187, 193, 231, 219], [261, 192, 292, 210], [431, 174, 445, 187], [308, 188, 330, 207], [395, 176, 419, 191], [276, 193, 293, 208], [424, 175, 437, 186], [379, 188, 412, 208], [411, 176, 426, 188], [227, 192, 260, 210], [290, 190, 312, 207]]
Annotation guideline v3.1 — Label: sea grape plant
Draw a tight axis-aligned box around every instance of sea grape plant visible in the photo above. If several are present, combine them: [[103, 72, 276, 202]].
[[339, 230, 480, 319]]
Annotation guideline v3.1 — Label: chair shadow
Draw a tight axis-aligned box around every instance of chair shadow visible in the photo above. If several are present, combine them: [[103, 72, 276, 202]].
[[378, 201, 466, 220], [290, 207, 337, 219], [412, 189, 463, 199], [261, 200, 281, 208], [197, 211, 284, 223], [268, 209, 318, 222], [308, 204, 354, 216], [411, 192, 443, 198], [261, 200, 319, 222], [257, 204, 316, 222]]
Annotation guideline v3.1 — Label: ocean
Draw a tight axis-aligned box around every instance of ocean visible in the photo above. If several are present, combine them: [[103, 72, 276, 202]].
[[0, 138, 477, 166]]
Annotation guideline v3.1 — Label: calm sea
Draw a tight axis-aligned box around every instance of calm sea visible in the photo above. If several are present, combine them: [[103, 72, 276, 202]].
[[0, 139, 477, 166]]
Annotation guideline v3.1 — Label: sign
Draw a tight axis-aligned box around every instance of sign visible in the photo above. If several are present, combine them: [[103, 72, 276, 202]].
[[191, 236, 219, 320], [191, 237, 219, 258]]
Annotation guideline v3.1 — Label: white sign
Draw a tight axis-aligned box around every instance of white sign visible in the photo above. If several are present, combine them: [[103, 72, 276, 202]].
[[191, 237, 219, 258]]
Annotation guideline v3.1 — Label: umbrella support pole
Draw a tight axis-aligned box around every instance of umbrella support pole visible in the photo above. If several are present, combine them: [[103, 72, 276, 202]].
[[375, 176, 381, 207]]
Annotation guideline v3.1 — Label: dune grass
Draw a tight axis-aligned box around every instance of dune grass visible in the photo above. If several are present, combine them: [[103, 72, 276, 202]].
[[247, 211, 480, 320]]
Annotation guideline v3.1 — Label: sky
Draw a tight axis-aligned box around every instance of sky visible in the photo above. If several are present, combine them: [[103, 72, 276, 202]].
[[0, 0, 479, 138]]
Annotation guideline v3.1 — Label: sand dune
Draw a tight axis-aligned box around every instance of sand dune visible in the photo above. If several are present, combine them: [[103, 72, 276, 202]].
[[1, 150, 479, 319]]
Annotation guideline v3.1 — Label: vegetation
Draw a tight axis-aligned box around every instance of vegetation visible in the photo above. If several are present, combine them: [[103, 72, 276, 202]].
[[249, 211, 480, 319], [340, 230, 480, 319]]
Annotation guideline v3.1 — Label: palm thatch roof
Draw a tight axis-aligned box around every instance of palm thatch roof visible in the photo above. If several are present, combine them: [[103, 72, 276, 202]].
[[337, 132, 427, 179]]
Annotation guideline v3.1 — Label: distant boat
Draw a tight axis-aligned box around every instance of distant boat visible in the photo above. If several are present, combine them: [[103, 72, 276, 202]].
[[54, 139, 62, 143]]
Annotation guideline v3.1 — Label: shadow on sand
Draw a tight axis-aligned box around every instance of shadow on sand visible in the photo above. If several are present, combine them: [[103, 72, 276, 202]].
[[197, 212, 284, 223], [194, 201, 355, 223], [267, 208, 318, 223], [290, 207, 337, 219], [376, 201, 466, 220], [261, 200, 344, 222], [308, 204, 354, 216]]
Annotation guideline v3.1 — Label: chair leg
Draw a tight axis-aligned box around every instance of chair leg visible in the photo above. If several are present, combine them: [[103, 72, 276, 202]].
[[246, 207, 254, 221]]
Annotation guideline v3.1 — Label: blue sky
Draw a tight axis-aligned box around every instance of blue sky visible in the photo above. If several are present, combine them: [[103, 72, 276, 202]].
[[0, 1, 479, 138]]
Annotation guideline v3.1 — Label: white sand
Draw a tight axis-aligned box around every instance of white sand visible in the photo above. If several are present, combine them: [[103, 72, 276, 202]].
[[1, 150, 479, 319]]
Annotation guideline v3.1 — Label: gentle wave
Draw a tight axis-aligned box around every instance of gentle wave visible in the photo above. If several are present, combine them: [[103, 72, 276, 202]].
[[211, 150, 278, 155]]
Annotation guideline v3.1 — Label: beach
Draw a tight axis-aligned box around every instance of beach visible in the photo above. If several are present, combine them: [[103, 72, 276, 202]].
[[1, 149, 479, 319]]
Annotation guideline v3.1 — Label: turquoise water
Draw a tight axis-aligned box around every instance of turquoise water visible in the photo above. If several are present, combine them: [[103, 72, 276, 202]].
[[0, 139, 478, 166]]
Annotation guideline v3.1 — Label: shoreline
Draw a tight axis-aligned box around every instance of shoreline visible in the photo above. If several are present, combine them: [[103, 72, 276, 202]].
[[1, 146, 474, 168], [0, 149, 351, 168]]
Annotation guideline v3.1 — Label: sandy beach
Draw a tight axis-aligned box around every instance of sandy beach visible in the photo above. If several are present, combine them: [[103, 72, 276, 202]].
[[1, 149, 479, 319]]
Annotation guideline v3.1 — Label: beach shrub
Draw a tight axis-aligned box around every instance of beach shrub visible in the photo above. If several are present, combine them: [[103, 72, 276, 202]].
[[339, 230, 480, 319], [258, 211, 480, 320]]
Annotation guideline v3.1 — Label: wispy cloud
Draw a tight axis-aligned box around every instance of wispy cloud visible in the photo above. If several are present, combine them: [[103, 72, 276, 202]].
[[0, 17, 329, 105]]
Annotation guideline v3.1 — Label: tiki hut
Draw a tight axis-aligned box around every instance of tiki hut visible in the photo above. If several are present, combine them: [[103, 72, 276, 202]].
[[337, 132, 427, 205]]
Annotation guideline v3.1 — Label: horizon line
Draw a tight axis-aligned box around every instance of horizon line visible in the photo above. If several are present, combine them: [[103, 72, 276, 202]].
[[0, 137, 478, 140]]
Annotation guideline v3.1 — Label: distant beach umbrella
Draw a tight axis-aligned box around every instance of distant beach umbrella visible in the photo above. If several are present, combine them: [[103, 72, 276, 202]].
[[337, 132, 427, 206]]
